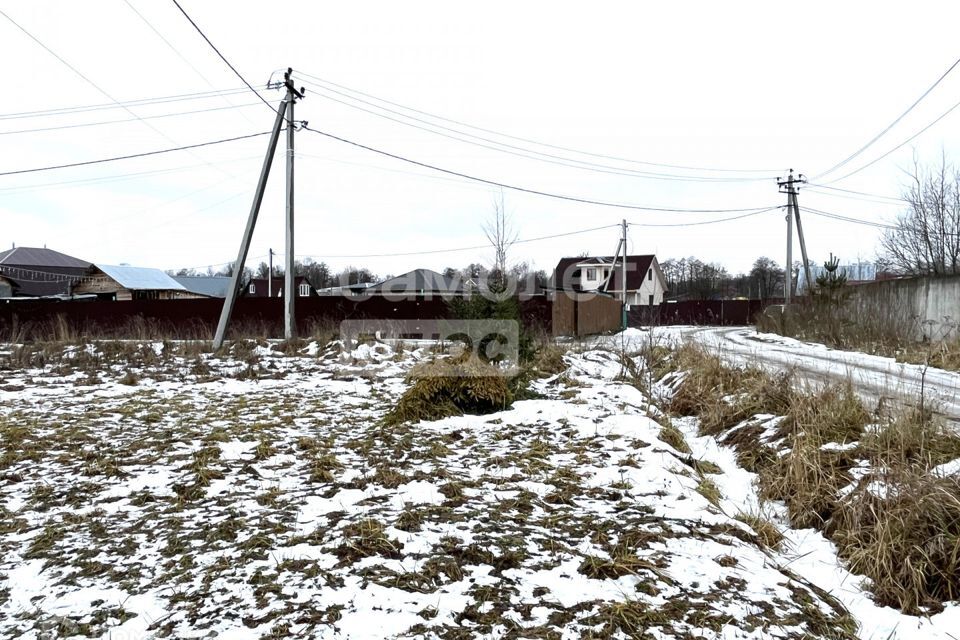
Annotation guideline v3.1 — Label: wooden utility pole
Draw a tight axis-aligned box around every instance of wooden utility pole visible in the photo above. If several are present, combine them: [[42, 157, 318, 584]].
[[212, 68, 304, 349]]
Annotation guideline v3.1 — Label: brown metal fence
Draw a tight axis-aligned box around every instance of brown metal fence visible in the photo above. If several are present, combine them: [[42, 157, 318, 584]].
[[629, 299, 783, 327], [0, 294, 557, 342], [551, 292, 623, 337]]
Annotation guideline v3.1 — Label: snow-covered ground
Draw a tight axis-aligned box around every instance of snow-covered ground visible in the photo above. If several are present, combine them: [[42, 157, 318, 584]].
[[0, 335, 954, 638]]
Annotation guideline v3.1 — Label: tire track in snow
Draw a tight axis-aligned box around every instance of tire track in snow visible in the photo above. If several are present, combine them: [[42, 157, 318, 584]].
[[685, 327, 960, 427]]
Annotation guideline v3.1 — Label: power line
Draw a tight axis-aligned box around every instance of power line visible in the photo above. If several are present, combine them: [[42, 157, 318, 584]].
[[123, 0, 262, 129], [805, 183, 904, 203], [97, 175, 241, 228], [297, 224, 619, 260], [813, 54, 960, 180], [299, 78, 774, 183], [167, 253, 269, 274], [0, 101, 262, 137], [1, 8, 259, 186], [295, 151, 487, 191], [804, 186, 903, 207], [0, 86, 254, 121], [297, 71, 779, 175], [0, 8, 222, 150], [294, 210, 777, 262], [169, 0, 277, 114], [821, 94, 960, 184], [0, 131, 272, 177], [628, 207, 781, 227], [800, 206, 897, 229], [0, 155, 262, 194], [301, 124, 777, 214]]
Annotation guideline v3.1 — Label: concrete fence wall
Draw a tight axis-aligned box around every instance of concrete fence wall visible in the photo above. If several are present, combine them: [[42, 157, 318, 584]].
[[846, 276, 960, 341]]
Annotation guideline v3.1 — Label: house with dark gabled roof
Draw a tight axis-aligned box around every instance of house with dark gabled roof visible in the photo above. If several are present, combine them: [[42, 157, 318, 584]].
[[0, 246, 93, 297], [553, 254, 667, 306], [243, 275, 317, 298], [369, 269, 467, 297]]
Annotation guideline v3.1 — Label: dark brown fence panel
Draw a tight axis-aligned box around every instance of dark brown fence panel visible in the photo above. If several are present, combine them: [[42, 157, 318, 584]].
[[0, 295, 555, 342], [629, 299, 782, 327], [577, 294, 622, 336], [552, 294, 576, 337]]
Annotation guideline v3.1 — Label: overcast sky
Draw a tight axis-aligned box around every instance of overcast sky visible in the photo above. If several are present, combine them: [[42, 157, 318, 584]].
[[2, 1, 960, 278]]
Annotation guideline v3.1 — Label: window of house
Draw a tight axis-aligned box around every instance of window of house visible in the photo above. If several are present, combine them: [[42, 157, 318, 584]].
[[586, 268, 597, 280], [299, 283, 310, 297], [249, 283, 256, 294], [649, 294, 654, 305], [648, 269, 652, 281]]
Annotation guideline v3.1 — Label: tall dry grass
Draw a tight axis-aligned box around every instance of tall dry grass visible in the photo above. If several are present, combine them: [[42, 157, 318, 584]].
[[660, 341, 960, 614]]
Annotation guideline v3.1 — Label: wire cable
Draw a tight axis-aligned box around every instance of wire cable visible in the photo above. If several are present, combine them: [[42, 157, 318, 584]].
[[805, 183, 904, 203], [0, 8, 231, 152], [300, 124, 777, 214], [124, 0, 262, 129], [0, 101, 262, 137], [800, 206, 897, 229], [0, 131, 272, 177], [297, 224, 619, 260], [300, 79, 773, 184], [0, 86, 253, 121], [170, 0, 277, 114], [628, 207, 781, 227], [821, 94, 960, 184], [297, 71, 780, 175], [804, 186, 903, 207], [813, 54, 960, 180], [1, 8, 263, 186], [0, 155, 262, 194]]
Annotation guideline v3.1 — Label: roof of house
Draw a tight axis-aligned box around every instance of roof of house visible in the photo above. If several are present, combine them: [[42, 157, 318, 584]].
[[96, 265, 187, 291], [370, 269, 465, 294], [554, 255, 658, 291], [172, 275, 232, 298], [0, 246, 92, 269]]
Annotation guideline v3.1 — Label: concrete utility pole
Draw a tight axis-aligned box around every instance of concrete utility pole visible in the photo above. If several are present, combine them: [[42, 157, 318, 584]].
[[621, 219, 628, 329], [284, 69, 300, 339], [212, 68, 305, 349], [268, 248, 273, 298], [777, 171, 811, 302]]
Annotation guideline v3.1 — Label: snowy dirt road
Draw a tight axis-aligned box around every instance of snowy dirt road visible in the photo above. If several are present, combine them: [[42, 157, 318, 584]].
[[678, 327, 960, 427]]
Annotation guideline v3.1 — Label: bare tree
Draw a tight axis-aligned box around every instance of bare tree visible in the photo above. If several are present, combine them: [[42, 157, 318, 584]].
[[483, 190, 518, 289], [749, 257, 785, 300], [881, 154, 960, 276]]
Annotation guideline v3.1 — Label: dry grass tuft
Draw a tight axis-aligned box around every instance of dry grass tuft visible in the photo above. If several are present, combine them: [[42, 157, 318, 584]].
[[334, 519, 403, 564], [529, 342, 568, 377], [382, 355, 513, 425], [735, 511, 784, 551], [829, 471, 960, 613], [668, 343, 789, 437], [657, 421, 691, 454], [862, 409, 960, 469]]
